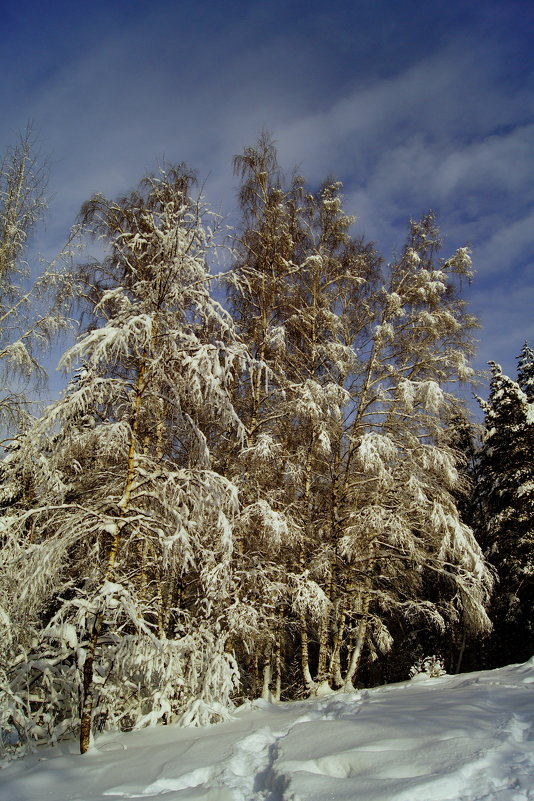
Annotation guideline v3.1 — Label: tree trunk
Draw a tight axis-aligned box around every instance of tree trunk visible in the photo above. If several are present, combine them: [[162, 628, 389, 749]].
[[79, 353, 147, 754], [299, 612, 314, 691], [329, 606, 346, 687], [343, 606, 369, 690], [316, 569, 332, 680], [261, 645, 272, 701]]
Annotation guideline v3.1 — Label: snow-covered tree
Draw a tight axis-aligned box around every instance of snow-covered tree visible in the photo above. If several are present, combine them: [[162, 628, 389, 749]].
[[477, 361, 534, 665], [327, 215, 494, 687], [226, 137, 492, 695], [0, 138, 498, 758], [0, 166, 248, 756], [0, 127, 71, 436], [277, 180, 380, 692], [517, 341, 534, 402], [222, 135, 304, 699]]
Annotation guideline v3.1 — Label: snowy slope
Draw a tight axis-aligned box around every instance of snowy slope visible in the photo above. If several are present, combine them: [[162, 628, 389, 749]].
[[2, 660, 534, 801]]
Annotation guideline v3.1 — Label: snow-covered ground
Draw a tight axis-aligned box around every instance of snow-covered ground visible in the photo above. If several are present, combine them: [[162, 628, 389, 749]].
[[2, 660, 534, 801]]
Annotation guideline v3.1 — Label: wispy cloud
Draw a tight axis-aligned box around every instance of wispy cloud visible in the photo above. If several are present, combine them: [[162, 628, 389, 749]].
[[261, 33, 533, 384], [1, 1, 532, 392]]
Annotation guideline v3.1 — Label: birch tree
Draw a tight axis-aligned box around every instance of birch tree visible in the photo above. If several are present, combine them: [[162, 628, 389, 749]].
[[0, 127, 71, 436], [226, 138, 493, 694], [325, 215, 493, 687], [0, 166, 247, 756], [0, 138, 498, 757], [223, 135, 304, 699]]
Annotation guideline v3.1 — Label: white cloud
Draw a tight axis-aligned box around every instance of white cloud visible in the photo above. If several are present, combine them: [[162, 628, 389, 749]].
[[1, 4, 532, 393], [470, 280, 534, 380], [472, 210, 534, 277]]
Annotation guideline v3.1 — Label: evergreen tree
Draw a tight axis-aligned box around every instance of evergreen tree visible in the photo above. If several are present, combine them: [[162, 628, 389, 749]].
[[517, 342, 534, 402], [477, 361, 534, 665]]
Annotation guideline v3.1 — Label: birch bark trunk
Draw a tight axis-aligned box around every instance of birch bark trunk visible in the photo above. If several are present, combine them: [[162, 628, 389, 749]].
[[79, 354, 147, 754]]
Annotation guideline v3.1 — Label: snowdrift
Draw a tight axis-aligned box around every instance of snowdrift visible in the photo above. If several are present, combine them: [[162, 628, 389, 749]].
[[2, 660, 534, 801]]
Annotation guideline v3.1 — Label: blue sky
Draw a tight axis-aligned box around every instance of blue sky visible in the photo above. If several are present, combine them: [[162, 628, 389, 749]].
[[1, 0, 533, 406]]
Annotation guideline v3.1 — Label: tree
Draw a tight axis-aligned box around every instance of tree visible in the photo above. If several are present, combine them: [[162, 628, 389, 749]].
[[0, 138, 497, 759], [0, 126, 71, 436], [434, 411, 488, 674], [225, 136, 492, 695], [319, 213, 493, 686], [223, 134, 311, 699], [0, 166, 248, 756], [517, 341, 534, 402], [477, 360, 534, 665]]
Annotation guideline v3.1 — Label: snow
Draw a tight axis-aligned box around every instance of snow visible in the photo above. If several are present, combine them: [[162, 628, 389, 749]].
[[2, 660, 534, 801]]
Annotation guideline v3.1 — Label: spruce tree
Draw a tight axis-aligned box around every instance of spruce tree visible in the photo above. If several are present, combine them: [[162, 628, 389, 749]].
[[517, 341, 534, 402], [478, 361, 534, 665]]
